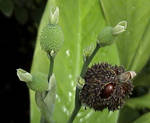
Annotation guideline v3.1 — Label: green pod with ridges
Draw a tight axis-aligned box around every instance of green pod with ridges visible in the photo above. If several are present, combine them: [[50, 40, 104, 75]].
[[27, 72, 48, 92], [40, 24, 64, 55]]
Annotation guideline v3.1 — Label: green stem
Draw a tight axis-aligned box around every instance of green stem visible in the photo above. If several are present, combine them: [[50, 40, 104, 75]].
[[68, 43, 101, 123], [48, 55, 54, 82], [67, 88, 81, 123], [40, 115, 45, 123], [40, 55, 55, 123], [80, 43, 101, 78]]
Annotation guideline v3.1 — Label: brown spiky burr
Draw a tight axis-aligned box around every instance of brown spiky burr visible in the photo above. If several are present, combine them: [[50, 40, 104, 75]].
[[79, 63, 134, 111]]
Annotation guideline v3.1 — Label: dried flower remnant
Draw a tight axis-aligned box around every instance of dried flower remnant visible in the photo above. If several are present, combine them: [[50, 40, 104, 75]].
[[79, 63, 135, 111]]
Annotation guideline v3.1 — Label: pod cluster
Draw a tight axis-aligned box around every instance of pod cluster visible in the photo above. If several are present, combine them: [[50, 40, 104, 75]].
[[79, 63, 133, 111]]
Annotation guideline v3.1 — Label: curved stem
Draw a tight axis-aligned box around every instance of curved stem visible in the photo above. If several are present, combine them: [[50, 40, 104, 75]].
[[68, 43, 101, 123]]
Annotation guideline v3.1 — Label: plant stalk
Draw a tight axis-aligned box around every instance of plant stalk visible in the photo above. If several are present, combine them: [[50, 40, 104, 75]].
[[80, 43, 101, 78], [48, 55, 54, 82], [40, 55, 55, 123], [67, 88, 81, 123], [67, 43, 101, 123]]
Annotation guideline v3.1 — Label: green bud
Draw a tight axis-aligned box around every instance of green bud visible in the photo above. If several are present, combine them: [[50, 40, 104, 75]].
[[97, 21, 127, 47], [40, 24, 64, 56], [77, 77, 85, 90], [27, 72, 48, 92], [17, 68, 32, 82], [49, 7, 59, 24], [17, 69, 48, 92], [83, 44, 95, 61], [112, 21, 127, 35], [97, 26, 114, 47]]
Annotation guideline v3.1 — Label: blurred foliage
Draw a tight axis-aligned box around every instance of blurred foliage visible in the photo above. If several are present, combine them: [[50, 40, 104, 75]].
[[118, 59, 150, 123], [118, 106, 140, 123], [0, 0, 47, 59], [0, 0, 47, 25]]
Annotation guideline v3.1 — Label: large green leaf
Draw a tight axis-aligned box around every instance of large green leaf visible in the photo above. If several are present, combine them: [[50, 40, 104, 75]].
[[118, 106, 140, 123], [132, 112, 150, 123], [133, 60, 150, 87], [99, 2, 150, 122], [0, 0, 14, 17], [126, 93, 150, 109], [100, 0, 150, 73], [30, 0, 150, 123], [30, 0, 120, 123]]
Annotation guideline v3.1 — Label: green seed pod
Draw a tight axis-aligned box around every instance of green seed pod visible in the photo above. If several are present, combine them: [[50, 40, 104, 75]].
[[27, 72, 48, 92], [40, 24, 64, 55], [97, 21, 127, 47], [97, 26, 114, 47]]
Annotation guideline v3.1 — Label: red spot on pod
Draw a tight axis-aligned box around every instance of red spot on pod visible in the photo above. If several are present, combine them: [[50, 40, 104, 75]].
[[101, 83, 114, 98]]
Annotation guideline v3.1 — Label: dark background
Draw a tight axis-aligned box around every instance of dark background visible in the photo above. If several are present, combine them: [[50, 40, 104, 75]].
[[0, 0, 47, 123]]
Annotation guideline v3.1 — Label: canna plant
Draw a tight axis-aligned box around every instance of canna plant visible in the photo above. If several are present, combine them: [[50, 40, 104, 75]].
[[17, 0, 150, 123]]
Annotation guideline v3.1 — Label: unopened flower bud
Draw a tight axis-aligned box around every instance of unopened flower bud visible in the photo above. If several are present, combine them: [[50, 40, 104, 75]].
[[17, 69, 48, 92], [17, 68, 32, 82], [97, 21, 127, 47], [112, 21, 127, 35], [49, 7, 59, 24], [77, 77, 85, 90], [97, 26, 114, 47], [83, 44, 95, 61], [28, 72, 49, 92]]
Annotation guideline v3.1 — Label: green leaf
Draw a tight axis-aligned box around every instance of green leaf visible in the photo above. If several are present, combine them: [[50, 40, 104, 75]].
[[35, 92, 53, 123], [126, 93, 150, 109], [30, 0, 120, 123], [44, 74, 56, 118], [132, 112, 150, 123], [118, 106, 140, 123], [134, 72, 150, 87], [35, 74, 56, 123], [0, 0, 14, 17], [14, 7, 28, 24], [100, 0, 150, 73], [133, 60, 150, 87]]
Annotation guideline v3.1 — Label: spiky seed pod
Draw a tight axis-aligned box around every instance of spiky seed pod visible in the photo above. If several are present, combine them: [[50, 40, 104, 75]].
[[79, 63, 134, 111], [40, 24, 64, 55]]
